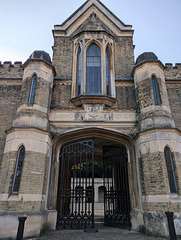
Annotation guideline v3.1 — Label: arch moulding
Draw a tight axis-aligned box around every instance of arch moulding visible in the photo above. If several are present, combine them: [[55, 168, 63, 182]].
[[47, 127, 141, 213]]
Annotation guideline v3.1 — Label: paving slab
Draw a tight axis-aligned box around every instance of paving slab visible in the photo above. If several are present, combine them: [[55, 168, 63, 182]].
[[37, 228, 166, 240]]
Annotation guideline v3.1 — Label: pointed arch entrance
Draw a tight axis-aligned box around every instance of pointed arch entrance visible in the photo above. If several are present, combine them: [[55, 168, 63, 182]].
[[55, 134, 132, 230]]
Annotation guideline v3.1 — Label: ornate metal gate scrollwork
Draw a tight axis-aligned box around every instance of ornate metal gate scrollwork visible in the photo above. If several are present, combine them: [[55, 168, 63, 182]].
[[57, 140, 94, 229], [103, 146, 132, 229]]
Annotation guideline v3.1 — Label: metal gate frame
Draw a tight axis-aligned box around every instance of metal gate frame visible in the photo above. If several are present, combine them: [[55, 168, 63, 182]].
[[56, 141, 132, 230], [56, 140, 95, 229], [103, 146, 132, 229]]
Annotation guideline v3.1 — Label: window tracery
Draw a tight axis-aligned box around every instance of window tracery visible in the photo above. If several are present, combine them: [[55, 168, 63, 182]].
[[72, 34, 115, 102]]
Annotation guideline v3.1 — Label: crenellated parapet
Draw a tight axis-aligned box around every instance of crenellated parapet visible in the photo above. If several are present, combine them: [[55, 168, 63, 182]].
[[0, 61, 23, 78], [165, 63, 181, 130], [0, 61, 23, 67], [164, 63, 181, 79]]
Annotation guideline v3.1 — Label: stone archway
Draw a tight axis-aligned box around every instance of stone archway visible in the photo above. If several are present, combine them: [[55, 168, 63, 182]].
[[47, 128, 141, 229]]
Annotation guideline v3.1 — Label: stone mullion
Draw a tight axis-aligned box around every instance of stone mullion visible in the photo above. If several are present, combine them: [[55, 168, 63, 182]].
[[81, 39, 85, 95], [102, 39, 106, 95], [110, 42, 116, 98]]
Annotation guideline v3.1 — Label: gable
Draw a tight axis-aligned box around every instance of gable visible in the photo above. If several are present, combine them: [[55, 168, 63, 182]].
[[53, 0, 133, 37], [71, 12, 116, 38]]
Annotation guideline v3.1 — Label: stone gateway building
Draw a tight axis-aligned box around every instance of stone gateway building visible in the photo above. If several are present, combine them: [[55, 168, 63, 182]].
[[0, 0, 181, 238]]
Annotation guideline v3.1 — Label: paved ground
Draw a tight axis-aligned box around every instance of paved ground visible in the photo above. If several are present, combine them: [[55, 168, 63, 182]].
[[37, 228, 166, 240]]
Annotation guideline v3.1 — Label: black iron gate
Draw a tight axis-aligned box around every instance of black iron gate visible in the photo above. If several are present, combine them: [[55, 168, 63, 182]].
[[57, 140, 94, 229], [57, 141, 131, 230], [103, 146, 132, 229]]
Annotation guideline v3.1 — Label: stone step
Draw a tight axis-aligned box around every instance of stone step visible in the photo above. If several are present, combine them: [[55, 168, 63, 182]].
[[94, 216, 105, 227]]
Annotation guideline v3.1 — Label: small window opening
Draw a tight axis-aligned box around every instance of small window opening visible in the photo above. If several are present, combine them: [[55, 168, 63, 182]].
[[28, 75, 37, 106], [152, 75, 161, 106], [164, 146, 178, 194], [12, 146, 25, 194]]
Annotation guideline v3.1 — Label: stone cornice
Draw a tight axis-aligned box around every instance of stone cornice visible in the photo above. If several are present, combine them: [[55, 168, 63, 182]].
[[132, 60, 164, 76], [23, 59, 56, 77], [5, 127, 53, 139], [70, 95, 117, 107], [134, 127, 181, 140]]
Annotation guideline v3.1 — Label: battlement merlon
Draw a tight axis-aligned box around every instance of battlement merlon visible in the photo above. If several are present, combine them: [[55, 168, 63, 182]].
[[0, 61, 23, 68], [0, 61, 24, 79], [165, 63, 181, 69], [164, 63, 181, 80]]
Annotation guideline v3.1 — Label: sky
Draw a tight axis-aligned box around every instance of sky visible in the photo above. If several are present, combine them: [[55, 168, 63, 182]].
[[0, 0, 181, 65]]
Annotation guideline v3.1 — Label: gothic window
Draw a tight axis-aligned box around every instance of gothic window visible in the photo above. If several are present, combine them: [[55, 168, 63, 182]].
[[28, 75, 37, 106], [152, 75, 161, 106], [86, 44, 101, 95], [73, 38, 115, 103], [76, 47, 82, 96], [106, 47, 111, 96], [12, 145, 25, 194], [164, 146, 178, 194]]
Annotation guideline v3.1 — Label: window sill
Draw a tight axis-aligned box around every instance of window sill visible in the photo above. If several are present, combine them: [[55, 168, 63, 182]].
[[70, 95, 117, 107], [8, 194, 19, 201]]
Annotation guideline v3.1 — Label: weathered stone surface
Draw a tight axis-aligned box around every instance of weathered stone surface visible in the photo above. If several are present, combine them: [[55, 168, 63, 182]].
[[0, 83, 22, 167], [166, 82, 181, 130], [134, 61, 176, 131], [139, 152, 167, 196], [0, 150, 49, 195], [0, 62, 23, 78], [143, 212, 168, 238], [52, 37, 73, 78], [37, 228, 165, 240], [71, 13, 116, 38], [116, 84, 136, 109], [0, 212, 48, 239], [51, 81, 72, 108], [114, 36, 135, 78], [165, 63, 181, 79], [143, 202, 181, 212]]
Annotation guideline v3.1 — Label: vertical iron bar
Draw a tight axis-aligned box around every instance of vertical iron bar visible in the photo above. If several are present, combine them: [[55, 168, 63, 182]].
[[75, 144, 78, 219], [102, 146, 131, 229], [85, 147, 88, 227], [91, 140, 94, 229], [79, 144, 81, 226], [88, 150, 91, 223], [57, 140, 95, 230], [81, 146, 84, 224], [72, 149, 76, 221]]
